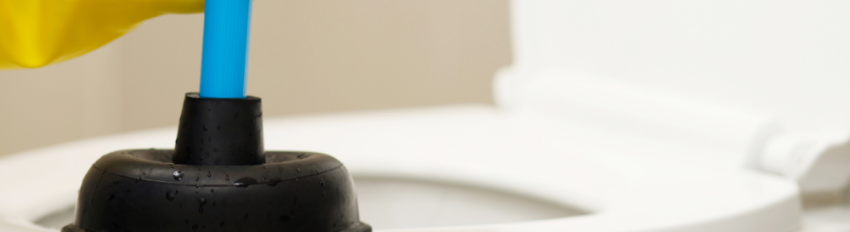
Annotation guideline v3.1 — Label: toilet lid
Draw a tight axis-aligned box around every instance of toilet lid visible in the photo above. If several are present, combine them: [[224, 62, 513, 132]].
[[506, 0, 850, 136], [0, 105, 800, 232]]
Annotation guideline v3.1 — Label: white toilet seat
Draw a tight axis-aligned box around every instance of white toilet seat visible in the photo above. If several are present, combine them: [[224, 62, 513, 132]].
[[0, 105, 800, 232]]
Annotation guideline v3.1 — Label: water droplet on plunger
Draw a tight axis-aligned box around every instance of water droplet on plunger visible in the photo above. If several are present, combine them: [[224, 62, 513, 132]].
[[173, 170, 183, 181]]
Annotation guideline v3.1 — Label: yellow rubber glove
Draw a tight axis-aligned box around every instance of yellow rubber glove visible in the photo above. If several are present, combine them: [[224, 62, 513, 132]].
[[0, 0, 204, 69]]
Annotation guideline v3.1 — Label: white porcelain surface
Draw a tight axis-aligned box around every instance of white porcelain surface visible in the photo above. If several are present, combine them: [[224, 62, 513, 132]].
[[0, 105, 801, 231]]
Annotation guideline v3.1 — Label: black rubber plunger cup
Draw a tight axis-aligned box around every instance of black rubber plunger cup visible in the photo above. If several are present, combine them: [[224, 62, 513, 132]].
[[62, 93, 371, 232]]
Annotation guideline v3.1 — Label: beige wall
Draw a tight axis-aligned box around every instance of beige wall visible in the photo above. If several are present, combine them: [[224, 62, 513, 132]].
[[0, 0, 511, 157]]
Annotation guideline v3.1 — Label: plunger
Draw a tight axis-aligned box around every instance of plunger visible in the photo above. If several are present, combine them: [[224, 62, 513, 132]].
[[61, 1, 371, 231]]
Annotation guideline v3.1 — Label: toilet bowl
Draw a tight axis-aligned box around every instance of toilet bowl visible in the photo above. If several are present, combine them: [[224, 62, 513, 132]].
[[0, 105, 802, 232]]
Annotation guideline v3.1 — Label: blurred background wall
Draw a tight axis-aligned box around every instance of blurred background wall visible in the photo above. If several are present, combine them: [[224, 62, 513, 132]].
[[0, 0, 511, 157]]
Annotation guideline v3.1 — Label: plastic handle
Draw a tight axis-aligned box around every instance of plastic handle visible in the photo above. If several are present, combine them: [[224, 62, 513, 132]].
[[199, 0, 252, 98]]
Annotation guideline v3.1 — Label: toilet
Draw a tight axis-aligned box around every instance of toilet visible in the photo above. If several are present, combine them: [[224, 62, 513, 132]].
[[2, 0, 850, 231]]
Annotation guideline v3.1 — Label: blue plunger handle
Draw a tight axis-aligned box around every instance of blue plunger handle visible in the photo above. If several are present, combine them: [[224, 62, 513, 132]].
[[199, 0, 253, 98]]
